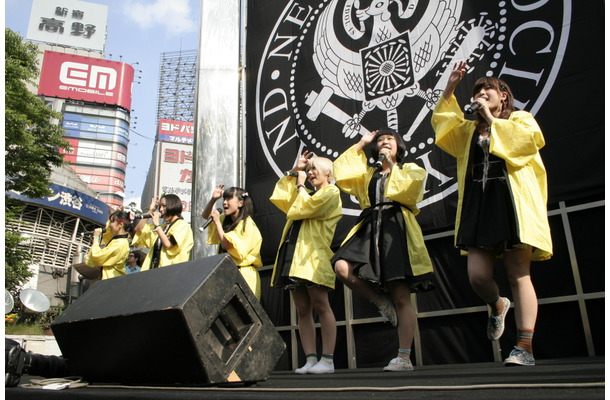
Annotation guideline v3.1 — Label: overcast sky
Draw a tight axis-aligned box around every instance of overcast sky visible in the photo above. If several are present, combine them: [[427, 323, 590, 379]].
[[5, 0, 201, 209]]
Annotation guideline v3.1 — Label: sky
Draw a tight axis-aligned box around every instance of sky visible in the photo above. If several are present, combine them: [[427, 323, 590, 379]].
[[4, 0, 201, 209]]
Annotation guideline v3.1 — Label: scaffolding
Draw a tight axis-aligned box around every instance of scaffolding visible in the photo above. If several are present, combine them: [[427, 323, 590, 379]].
[[7, 204, 95, 307], [156, 50, 198, 125]]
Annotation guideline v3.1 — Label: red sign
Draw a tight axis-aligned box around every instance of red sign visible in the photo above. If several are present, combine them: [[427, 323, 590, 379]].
[[158, 119, 194, 144], [38, 51, 134, 110]]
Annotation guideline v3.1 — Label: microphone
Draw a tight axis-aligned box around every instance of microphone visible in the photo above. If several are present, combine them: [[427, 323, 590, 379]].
[[464, 102, 482, 115], [81, 228, 106, 236], [134, 213, 152, 219], [284, 171, 298, 177], [374, 154, 386, 168], [199, 208, 223, 232]]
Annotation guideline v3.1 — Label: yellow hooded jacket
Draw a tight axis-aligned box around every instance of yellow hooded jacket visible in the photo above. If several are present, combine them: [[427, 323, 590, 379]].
[[432, 94, 552, 261], [207, 215, 263, 300], [270, 176, 343, 289], [85, 229, 129, 280], [132, 218, 194, 270], [333, 145, 434, 276]]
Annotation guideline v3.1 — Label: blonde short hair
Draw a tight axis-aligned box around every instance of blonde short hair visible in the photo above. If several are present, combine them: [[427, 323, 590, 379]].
[[307, 157, 334, 181]]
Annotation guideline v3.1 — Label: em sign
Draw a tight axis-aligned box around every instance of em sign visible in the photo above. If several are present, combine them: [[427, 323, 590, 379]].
[[38, 51, 135, 111]]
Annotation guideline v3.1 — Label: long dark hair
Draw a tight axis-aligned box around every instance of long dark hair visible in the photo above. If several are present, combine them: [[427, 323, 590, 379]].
[[472, 77, 515, 121], [222, 187, 253, 233], [370, 127, 407, 164]]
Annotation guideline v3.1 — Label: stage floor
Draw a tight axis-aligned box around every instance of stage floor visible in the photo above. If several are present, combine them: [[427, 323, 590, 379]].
[[6, 356, 605, 399]]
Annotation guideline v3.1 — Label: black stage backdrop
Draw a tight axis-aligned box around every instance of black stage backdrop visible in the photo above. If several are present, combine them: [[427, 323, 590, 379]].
[[244, 0, 604, 367]]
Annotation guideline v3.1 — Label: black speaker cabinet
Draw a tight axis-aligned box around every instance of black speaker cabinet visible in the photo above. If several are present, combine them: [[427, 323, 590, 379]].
[[51, 254, 286, 385]]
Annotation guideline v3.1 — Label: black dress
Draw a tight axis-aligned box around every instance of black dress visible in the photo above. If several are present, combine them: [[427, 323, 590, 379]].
[[456, 132, 520, 254], [331, 170, 433, 293]]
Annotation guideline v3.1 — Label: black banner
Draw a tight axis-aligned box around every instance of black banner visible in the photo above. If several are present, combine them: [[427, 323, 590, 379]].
[[246, 0, 604, 264]]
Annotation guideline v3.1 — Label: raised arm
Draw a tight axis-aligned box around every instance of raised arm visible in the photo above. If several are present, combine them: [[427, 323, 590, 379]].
[[202, 184, 225, 219], [443, 60, 468, 101]]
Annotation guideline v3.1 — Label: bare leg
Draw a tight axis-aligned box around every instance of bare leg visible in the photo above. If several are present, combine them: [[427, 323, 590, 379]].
[[307, 286, 337, 355], [334, 259, 377, 300], [291, 285, 316, 355], [388, 281, 415, 350], [504, 246, 537, 330], [467, 247, 500, 304]]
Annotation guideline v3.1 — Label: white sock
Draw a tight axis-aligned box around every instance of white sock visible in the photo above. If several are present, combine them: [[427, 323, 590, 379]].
[[319, 354, 333, 365], [305, 354, 317, 365]]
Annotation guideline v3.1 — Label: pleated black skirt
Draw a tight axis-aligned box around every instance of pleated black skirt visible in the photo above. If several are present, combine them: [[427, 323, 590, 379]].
[[331, 204, 433, 293]]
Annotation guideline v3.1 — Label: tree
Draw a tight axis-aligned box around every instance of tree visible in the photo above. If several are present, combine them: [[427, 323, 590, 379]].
[[126, 201, 142, 214], [5, 28, 69, 199], [5, 28, 69, 294], [5, 199, 33, 300]]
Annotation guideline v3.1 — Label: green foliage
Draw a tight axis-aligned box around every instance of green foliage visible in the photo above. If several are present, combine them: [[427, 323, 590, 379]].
[[5, 28, 69, 199], [5, 199, 33, 298], [126, 201, 142, 214], [5, 28, 71, 295], [5, 323, 45, 336]]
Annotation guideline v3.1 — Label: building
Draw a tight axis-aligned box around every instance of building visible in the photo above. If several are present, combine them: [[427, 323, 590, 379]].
[[6, 0, 136, 309], [141, 50, 197, 220], [7, 165, 109, 308], [28, 0, 134, 208]]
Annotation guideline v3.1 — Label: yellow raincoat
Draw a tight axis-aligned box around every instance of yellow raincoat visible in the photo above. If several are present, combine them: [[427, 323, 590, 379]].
[[85, 235, 129, 279], [132, 219, 194, 270], [432, 94, 552, 261], [333, 145, 434, 276], [207, 216, 263, 300], [270, 176, 342, 289]]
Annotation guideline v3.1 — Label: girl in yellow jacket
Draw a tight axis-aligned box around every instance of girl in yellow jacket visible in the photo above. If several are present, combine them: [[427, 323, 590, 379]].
[[431, 61, 553, 367], [132, 194, 194, 270], [203, 186, 263, 300], [332, 128, 435, 372], [270, 151, 342, 374], [85, 210, 131, 279]]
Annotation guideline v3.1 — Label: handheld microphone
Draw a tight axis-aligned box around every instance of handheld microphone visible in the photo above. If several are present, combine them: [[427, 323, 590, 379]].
[[464, 102, 482, 115], [135, 213, 152, 219], [81, 228, 106, 236], [199, 208, 223, 232], [374, 154, 386, 168], [284, 171, 298, 177]]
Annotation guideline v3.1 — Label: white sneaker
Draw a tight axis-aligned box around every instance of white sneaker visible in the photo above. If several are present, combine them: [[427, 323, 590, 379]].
[[383, 357, 414, 372], [504, 347, 535, 366], [294, 360, 316, 374], [487, 297, 511, 341], [308, 360, 334, 374]]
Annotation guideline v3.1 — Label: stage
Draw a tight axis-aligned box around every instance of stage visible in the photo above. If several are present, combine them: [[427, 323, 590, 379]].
[[6, 356, 605, 399]]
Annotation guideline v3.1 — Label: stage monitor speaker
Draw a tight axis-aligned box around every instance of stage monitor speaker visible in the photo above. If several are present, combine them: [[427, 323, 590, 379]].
[[51, 254, 286, 386]]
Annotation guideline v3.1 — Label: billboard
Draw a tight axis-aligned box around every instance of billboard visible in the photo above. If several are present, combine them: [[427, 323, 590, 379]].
[[62, 112, 129, 146], [26, 0, 108, 53], [7, 184, 108, 225], [158, 119, 194, 145], [60, 138, 127, 170], [158, 142, 193, 222], [38, 51, 134, 110]]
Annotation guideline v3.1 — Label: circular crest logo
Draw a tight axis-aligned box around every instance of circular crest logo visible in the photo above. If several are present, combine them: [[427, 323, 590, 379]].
[[256, 0, 570, 221]]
